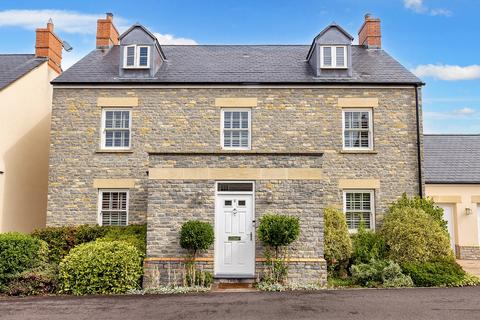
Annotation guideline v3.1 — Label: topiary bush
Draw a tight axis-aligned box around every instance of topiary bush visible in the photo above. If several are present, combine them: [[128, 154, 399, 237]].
[[59, 240, 143, 295], [32, 224, 147, 263], [389, 193, 447, 230], [381, 207, 452, 264], [350, 259, 413, 288], [257, 214, 300, 258], [351, 222, 386, 264], [401, 258, 467, 287], [0, 233, 48, 290], [324, 207, 352, 267], [179, 220, 214, 258]]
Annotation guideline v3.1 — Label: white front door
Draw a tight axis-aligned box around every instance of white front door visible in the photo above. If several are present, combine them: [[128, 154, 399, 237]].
[[215, 194, 255, 277], [440, 204, 455, 251]]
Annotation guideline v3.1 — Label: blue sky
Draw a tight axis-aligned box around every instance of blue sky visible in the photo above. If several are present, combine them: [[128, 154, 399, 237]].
[[0, 0, 479, 133]]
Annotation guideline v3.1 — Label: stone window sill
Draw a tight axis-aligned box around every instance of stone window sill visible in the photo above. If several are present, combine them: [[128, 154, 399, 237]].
[[340, 150, 378, 154], [95, 149, 134, 154]]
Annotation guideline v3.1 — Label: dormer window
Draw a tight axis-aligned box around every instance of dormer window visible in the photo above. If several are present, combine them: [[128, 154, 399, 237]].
[[123, 45, 150, 68], [320, 45, 347, 69]]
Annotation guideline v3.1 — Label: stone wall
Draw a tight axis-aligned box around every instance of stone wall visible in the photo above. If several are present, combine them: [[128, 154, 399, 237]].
[[456, 245, 480, 260], [47, 87, 422, 228]]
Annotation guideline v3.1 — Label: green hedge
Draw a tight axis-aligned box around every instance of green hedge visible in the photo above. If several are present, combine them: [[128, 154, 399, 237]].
[[324, 207, 352, 265], [59, 240, 143, 295], [32, 224, 146, 263], [351, 222, 386, 264], [401, 259, 467, 287], [0, 233, 48, 289]]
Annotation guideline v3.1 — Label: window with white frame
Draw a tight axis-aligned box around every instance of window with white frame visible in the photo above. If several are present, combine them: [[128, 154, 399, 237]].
[[101, 109, 131, 149], [343, 109, 373, 150], [343, 190, 374, 231], [98, 190, 129, 226], [221, 109, 251, 149], [123, 45, 150, 68], [320, 46, 347, 68]]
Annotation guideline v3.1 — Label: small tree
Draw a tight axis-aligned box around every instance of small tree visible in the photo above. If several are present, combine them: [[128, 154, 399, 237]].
[[180, 220, 214, 259], [179, 220, 214, 287], [257, 214, 300, 284], [323, 207, 352, 276], [389, 193, 447, 230], [381, 207, 452, 264]]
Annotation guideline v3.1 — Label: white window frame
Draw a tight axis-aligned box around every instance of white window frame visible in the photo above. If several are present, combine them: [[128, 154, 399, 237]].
[[343, 190, 375, 232], [320, 45, 347, 69], [123, 45, 150, 69], [97, 189, 129, 226], [220, 108, 251, 150], [100, 108, 132, 150], [342, 108, 373, 151]]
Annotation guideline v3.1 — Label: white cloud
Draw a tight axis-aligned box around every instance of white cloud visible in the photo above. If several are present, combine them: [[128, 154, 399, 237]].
[[0, 9, 129, 34], [153, 33, 197, 45], [412, 64, 480, 81], [403, 0, 451, 16], [424, 108, 478, 120]]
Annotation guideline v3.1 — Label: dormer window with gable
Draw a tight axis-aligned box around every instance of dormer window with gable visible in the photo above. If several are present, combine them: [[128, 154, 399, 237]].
[[320, 45, 347, 68], [123, 45, 150, 68]]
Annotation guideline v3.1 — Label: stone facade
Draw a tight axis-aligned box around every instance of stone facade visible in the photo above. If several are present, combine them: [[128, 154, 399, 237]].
[[456, 245, 480, 260], [47, 86, 422, 285]]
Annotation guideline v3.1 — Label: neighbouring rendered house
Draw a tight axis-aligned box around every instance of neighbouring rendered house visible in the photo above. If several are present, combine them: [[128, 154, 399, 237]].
[[425, 134, 480, 259], [0, 21, 63, 233], [47, 13, 424, 286]]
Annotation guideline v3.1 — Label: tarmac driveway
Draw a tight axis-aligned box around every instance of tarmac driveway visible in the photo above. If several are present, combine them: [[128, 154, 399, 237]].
[[1, 287, 480, 320]]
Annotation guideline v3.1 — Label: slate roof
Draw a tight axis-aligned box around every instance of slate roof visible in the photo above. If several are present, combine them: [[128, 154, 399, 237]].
[[424, 134, 480, 184], [0, 54, 48, 90], [53, 45, 422, 85]]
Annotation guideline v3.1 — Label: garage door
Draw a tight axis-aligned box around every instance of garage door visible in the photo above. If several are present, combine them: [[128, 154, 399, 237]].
[[439, 204, 455, 251]]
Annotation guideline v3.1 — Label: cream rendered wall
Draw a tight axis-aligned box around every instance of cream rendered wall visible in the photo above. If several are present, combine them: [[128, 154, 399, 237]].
[[0, 62, 58, 232], [426, 184, 480, 246]]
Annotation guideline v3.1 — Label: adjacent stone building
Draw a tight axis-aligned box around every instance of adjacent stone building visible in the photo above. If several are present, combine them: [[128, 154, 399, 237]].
[[48, 13, 424, 286]]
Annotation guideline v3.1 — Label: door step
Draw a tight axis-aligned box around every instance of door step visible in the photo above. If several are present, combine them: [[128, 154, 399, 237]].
[[212, 278, 256, 291]]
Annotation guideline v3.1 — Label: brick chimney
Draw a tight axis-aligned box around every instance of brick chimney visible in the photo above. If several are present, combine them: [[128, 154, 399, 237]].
[[35, 19, 62, 73], [358, 14, 381, 49], [96, 13, 119, 49]]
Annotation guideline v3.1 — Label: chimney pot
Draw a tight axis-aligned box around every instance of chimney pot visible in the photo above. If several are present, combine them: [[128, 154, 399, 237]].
[[35, 20, 63, 73], [96, 13, 119, 49], [358, 13, 381, 49]]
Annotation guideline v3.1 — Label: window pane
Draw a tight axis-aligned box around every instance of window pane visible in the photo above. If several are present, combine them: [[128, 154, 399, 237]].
[[232, 112, 240, 128], [126, 47, 135, 66], [218, 183, 253, 192], [241, 112, 249, 129], [336, 47, 345, 66], [105, 111, 113, 128], [323, 47, 332, 66], [231, 131, 240, 147], [240, 130, 249, 147], [101, 191, 128, 226], [345, 192, 373, 229], [224, 130, 232, 147], [139, 47, 148, 66], [361, 112, 369, 129], [224, 112, 232, 129]]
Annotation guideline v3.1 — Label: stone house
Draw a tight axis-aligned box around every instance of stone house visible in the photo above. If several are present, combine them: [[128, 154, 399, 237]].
[[425, 134, 480, 260], [0, 21, 63, 232], [47, 13, 423, 286]]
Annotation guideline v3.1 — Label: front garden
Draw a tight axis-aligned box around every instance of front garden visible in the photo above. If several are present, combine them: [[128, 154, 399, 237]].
[[1, 194, 479, 297], [325, 194, 480, 288]]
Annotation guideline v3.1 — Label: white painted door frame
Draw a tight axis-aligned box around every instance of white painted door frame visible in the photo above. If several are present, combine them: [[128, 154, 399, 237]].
[[214, 181, 255, 278]]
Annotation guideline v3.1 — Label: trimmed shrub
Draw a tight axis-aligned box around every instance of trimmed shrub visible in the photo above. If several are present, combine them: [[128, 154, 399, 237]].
[[324, 207, 352, 265], [32, 224, 147, 263], [101, 225, 147, 257], [351, 222, 386, 264], [381, 207, 452, 264], [350, 259, 413, 288], [401, 258, 467, 287], [5, 263, 58, 296], [257, 214, 300, 257], [389, 193, 447, 230], [0, 233, 48, 289], [59, 240, 142, 295], [179, 220, 214, 258]]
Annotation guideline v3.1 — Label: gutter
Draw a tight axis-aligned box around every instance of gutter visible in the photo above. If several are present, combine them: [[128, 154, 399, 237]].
[[414, 84, 423, 197]]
